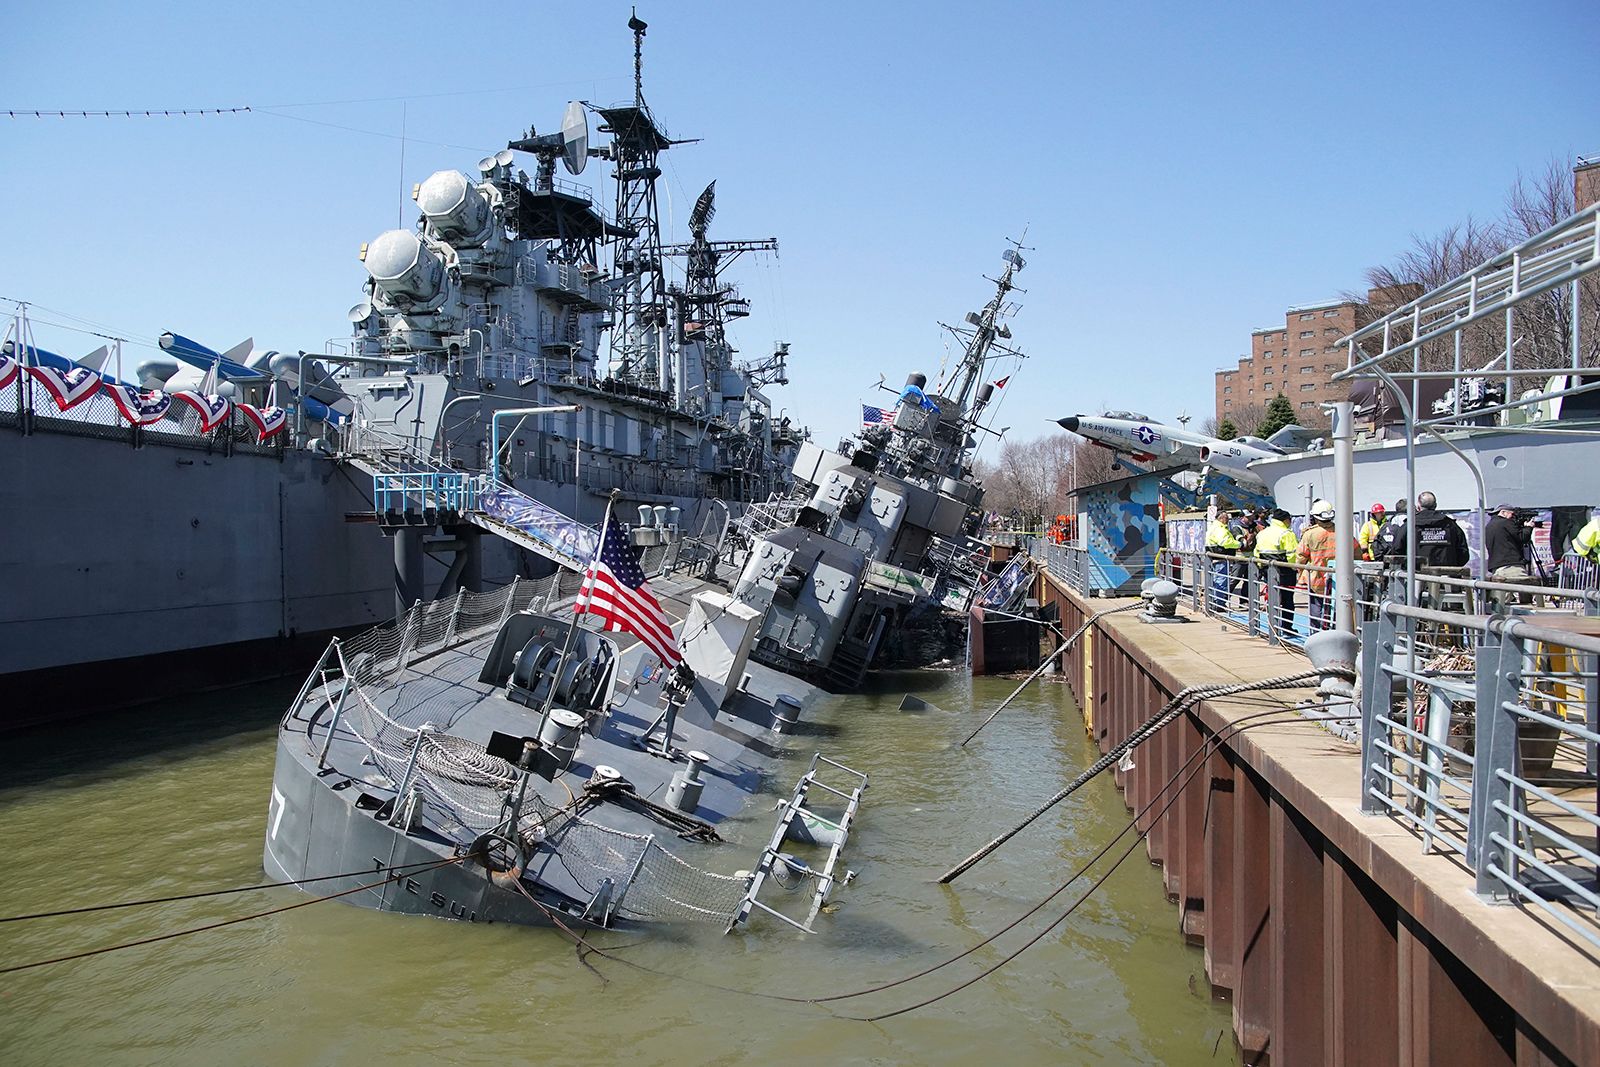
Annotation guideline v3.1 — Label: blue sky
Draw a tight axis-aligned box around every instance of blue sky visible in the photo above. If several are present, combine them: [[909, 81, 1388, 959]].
[[3, 1, 1595, 449]]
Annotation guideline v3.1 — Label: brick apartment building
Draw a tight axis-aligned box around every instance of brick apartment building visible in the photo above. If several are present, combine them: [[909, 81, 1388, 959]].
[[1213, 296, 1370, 433], [1216, 159, 1600, 436]]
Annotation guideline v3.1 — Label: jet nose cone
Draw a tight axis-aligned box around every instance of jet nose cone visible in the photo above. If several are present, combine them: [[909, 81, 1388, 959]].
[[1057, 416, 1079, 433]]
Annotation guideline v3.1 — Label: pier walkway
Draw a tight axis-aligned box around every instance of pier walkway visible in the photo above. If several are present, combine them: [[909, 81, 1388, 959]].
[[1035, 572, 1600, 1066]]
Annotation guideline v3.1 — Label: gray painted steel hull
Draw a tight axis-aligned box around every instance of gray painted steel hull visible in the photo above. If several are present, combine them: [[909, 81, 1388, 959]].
[[1251, 423, 1600, 512], [264, 734, 564, 925], [0, 427, 710, 727]]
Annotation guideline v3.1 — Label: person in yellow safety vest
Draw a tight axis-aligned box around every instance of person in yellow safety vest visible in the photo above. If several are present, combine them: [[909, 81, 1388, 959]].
[[1204, 510, 1241, 611], [1254, 508, 1300, 634], [1357, 502, 1387, 561], [1572, 514, 1600, 562], [1571, 513, 1600, 588]]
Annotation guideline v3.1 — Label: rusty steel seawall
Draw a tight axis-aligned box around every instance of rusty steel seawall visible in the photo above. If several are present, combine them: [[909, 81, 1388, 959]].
[[1036, 571, 1599, 1067]]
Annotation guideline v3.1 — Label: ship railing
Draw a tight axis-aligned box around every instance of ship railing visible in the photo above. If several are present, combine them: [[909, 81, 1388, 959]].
[[1038, 541, 1090, 596], [1, 375, 286, 458], [1161, 548, 1600, 656], [344, 422, 456, 474], [732, 494, 803, 541], [284, 576, 759, 928], [927, 535, 991, 605], [371, 471, 479, 517], [1360, 603, 1600, 953]]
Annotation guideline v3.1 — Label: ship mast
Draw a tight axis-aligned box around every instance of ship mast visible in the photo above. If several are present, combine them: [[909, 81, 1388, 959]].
[[593, 11, 677, 393], [941, 236, 1028, 417], [662, 181, 779, 414]]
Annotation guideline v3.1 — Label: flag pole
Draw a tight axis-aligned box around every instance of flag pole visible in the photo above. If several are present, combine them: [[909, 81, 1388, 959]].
[[537, 488, 621, 739]]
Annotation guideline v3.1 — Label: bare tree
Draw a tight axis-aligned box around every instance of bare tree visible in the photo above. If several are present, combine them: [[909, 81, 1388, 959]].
[[1354, 157, 1599, 381], [1503, 160, 1600, 372], [977, 432, 1118, 528], [1226, 400, 1267, 438]]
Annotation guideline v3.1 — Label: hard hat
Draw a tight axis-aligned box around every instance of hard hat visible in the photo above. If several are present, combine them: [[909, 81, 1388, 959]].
[[1370, 502, 1385, 515], [1311, 499, 1335, 521]]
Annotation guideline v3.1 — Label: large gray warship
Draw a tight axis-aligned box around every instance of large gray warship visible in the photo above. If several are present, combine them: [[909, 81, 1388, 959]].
[[0, 14, 801, 726], [266, 236, 1030, 930]]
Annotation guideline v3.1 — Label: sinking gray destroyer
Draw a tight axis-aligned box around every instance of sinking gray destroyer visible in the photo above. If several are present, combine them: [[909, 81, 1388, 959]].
[[265, 243, 1030, 931]]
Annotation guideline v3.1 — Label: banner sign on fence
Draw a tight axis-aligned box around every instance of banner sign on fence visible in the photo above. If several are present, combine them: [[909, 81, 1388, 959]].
[[237, 403, 287, 441], [27, 365, 102, 410], [173, 391, 233, 432], [479, 486, 598, 564], [978, 557, 1029, 610], [104, 384, 174, 425]]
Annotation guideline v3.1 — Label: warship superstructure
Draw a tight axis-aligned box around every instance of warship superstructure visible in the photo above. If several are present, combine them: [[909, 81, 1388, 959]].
[[724, 247, 1028, 689], [0, 14, 800, 723], [265, 241, 1031, 933]]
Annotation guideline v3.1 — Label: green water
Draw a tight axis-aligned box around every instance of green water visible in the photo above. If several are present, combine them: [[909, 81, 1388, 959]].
[[0, 671, 1233, 1065]]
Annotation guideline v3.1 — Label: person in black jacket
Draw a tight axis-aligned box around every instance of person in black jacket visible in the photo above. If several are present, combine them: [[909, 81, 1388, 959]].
[[1411, 491, 1469, 568], [1484, 504, 1533, 579], [1377, 498, 1408, 559]]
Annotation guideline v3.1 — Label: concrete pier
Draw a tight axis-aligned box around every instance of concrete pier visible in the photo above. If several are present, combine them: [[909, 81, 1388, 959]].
[[1037, 572, 1600, 1066]]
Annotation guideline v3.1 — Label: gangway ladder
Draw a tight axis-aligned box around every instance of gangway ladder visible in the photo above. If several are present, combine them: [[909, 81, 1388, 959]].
[[727, 753, 869, 933]]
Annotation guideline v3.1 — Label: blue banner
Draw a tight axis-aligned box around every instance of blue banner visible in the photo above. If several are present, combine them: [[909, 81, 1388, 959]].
[[479, 486, 598, 565], [979, 558, 1029, 609]]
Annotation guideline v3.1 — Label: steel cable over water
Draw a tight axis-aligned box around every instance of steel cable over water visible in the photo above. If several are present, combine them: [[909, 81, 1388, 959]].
[[960, 601, 1146, 747], [0, 857, 465, 976], [842, 705, 1360, 1021], [0, 857, 474, 924], [940, 666, 1336, 884], [490, 702, 1356, 1019]]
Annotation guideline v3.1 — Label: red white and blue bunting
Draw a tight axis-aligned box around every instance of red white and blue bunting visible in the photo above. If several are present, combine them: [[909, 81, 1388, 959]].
[[104, 383, 175, 426], [237, 403, 286, 441], [27, 364, 103, 410], [0, 353, 18, 390], [173, 390, 233, 432]]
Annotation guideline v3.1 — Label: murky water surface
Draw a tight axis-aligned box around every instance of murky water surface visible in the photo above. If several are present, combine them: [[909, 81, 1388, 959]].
[[0, 671, 1231, 1065]]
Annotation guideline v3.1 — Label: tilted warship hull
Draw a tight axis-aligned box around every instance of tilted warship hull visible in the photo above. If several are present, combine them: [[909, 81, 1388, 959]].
[[267, 570, 864, 932], [264, 237, 1031, 931]]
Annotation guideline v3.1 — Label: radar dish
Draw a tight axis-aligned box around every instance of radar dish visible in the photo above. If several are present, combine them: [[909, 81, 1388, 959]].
[[560, 101, 588, 175], [689, 181, 716, 234], [477, 155, 497, 175], [347, 300, 373, 323], [495, 149, 515, 168]]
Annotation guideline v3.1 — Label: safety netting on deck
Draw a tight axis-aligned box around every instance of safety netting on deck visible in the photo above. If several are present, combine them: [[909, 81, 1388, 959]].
[[293, 577, 752, 926]]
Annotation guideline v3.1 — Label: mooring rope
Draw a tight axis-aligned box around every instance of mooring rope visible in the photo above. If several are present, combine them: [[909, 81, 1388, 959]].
[[940, 666, 1339, 883], [488, 701, 1356, 1017], [839, 704, 1361, 1021], [0, 857, 475, 924], [0, 856, 465, 975], [961, 601, 1146, 747]]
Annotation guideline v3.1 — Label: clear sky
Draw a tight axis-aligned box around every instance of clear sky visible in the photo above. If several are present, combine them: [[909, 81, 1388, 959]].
[[3, 1, 1596, 451]]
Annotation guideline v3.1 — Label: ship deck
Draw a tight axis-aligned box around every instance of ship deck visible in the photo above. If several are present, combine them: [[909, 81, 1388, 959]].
[[273, 570, 832, 923]]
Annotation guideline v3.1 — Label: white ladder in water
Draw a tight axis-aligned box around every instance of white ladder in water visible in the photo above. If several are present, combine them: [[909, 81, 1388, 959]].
[[728, 753, 869, 933]]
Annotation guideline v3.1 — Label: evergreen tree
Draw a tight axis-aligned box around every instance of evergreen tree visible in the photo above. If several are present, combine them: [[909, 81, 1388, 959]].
[[1254, 394, 1296, 438], [1217, 418, 1237, 440]]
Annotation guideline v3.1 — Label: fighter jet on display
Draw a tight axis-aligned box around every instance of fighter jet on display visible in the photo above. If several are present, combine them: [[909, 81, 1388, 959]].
[[1056, 411, 1312, 489]]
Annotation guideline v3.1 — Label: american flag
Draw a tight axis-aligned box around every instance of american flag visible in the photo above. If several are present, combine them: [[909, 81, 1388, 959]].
[[862, 404, 889, 426], [574, 517, 681, 667]]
